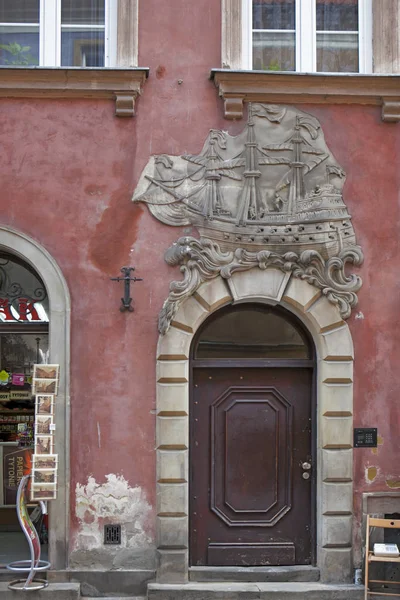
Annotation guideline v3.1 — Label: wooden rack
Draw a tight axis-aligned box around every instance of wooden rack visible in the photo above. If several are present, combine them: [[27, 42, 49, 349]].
[[365, 516, 400, 599]]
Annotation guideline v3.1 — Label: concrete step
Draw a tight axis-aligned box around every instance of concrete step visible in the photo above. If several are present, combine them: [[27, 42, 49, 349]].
[[189, 566, 320, 582], [147, 581, 364, 600], [0, 581, 80, 599]]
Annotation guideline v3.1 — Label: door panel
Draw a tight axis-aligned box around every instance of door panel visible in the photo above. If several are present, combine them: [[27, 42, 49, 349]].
[[190, 367, 313, 567]]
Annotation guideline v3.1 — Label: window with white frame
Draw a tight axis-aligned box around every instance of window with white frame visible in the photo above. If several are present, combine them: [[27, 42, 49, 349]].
[[243, 0, 372, 73], [0, 0, 117, 67]]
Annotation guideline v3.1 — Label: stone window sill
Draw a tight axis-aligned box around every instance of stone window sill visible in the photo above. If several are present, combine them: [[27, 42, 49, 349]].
[[0, 67, 149, 117], [210, 69, 400, 122]]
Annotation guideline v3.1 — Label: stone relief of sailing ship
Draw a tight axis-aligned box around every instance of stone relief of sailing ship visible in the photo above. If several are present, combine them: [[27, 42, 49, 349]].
[[133, 104, 363, 333]]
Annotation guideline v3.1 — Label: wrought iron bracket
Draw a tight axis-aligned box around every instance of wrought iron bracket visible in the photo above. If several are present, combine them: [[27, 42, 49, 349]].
[[110, 266, 143, 312]]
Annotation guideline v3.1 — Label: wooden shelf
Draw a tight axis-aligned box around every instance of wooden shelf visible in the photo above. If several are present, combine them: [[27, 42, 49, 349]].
[[369, 555, 400, 563], [365, 516, 400, 600]]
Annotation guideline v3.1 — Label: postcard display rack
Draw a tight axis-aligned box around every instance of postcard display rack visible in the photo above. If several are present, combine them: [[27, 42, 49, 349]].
[[6, 364, 59, 591], [30, 364, 59, 501]]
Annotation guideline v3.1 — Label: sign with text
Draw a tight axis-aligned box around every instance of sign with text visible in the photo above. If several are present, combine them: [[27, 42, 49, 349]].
[[3, 447, 32, 504]]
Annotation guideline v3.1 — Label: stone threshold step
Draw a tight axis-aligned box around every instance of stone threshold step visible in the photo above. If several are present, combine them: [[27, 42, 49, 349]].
[[189, 565, 320, 582], [148, 582, 364, 600], [0, 581, 80, 599]]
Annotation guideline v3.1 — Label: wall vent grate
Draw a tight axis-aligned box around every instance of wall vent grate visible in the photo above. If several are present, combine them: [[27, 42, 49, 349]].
[[104, 524, 121, 545]]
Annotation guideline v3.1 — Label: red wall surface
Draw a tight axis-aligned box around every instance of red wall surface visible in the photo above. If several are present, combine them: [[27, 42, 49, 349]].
[[0, 0, 399, 565]]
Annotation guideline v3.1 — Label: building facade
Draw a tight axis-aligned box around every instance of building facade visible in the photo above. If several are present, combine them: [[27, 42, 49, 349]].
[[0, 1, 399, 598]]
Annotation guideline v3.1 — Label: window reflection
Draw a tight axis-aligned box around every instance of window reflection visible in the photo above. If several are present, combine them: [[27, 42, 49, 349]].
[[252, 0, 296, 71], [195, 306, 310, 359], [316, 0, 359, 72], [61, 0, 105, 67]]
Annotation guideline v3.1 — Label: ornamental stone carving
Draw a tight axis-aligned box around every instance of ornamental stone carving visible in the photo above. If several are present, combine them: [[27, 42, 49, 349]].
[[133, 104, 363, 334]]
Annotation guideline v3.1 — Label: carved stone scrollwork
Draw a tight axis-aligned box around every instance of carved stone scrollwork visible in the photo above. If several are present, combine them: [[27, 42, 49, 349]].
[[132, 103, 364, 334], [158, 236, 363, 335]]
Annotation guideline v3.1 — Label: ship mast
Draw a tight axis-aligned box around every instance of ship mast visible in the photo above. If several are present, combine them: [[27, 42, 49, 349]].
[[235, 104, 263, 226], [287, 116, 306, 215]]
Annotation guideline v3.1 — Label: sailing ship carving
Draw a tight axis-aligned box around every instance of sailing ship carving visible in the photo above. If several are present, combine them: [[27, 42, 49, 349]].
[[133, 104, 357, 259]]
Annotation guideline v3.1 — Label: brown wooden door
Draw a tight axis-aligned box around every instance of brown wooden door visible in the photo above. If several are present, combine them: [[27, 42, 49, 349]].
[[190, 366, 314, 567]]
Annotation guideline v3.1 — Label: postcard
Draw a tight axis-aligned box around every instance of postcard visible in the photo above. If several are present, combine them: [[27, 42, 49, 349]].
[[35, 435, 53, 455], [33, 364, 59, 381], [32, 454, 58, 470], [35, 395, 54, 415], [35, 415, 53, 435], [32, 469, 57, 484], [32, 378, 58, 395], [31, 484, 57, 501]]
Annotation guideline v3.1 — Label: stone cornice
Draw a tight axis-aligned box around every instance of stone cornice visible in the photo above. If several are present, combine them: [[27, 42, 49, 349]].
[[210, 69, 400, 122], [0, 67, 149, 117]]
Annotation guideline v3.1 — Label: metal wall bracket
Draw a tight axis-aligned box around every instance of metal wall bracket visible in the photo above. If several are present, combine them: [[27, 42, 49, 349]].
[[110, 266, 143, 312]]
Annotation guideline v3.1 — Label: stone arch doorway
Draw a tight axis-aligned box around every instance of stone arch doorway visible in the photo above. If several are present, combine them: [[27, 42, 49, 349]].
[[0, 226, 70, 570], [156, 268, 354, 584], [189, 303, 316, 568]]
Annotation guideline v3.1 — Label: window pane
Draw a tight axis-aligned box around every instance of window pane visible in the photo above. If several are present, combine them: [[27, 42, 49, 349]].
[[253, 0, 295, 30], [0, 26, 39, 66], [61, 0, 105, 25], [61, 28, 104, 66], [317, 32, 358, 72], [316, 0, 358, 32], [195, 307, 310, 359], [0, 0, 39, 24], [253, 31, 295, 71]]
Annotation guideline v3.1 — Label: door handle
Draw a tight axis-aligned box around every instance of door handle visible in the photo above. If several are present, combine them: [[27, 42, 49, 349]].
[[301, 462, 311, 470]]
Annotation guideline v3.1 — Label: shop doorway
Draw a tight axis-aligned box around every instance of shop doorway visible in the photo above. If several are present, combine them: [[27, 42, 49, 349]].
[[0, 251, 49, 566], [189, 304, 315, 567]]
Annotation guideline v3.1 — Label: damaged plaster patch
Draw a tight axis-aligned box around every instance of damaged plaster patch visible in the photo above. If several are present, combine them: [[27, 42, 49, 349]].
[[386, 479, 400, 489], [71, 474, 154, 570], [366, 466, 378, 483]]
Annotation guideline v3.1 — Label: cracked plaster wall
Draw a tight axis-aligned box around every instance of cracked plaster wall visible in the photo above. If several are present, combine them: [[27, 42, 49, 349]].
[[70, 474, 155, 570]]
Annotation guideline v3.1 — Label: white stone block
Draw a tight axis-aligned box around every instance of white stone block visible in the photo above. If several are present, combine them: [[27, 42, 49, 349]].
[[157, 360, 188, 383], [282, 276, 321, 311], [157, 449, 188, 482], [322, 449, 353, 482], [321, 482, 353, 514], [227, 268, 291, 303], [318, 547, 352, 583], [194, 278, 232, 311], [157, 382, 189, 414], [319, 360, 353, 384], [157, 416, 188, 449], [171, 296, 209, 334], [156, 549, 188, 583], [157, 516, 188, 548], [157, 327, 192, 360], [157, 483, 188, 515], [320, 326, 354, 361], [306, 297, 344, 334], [321, 417, 353, 449], [322, 515, 353, 547], [319, 383, 353, 416]]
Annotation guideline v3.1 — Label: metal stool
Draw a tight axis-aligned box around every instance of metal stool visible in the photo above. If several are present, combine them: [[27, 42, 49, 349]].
[[7, 475, 51, 591]]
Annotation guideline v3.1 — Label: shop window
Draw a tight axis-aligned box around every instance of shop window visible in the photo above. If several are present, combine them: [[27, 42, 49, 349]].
[[0, 252, 49, 506], [242, 0, 372, 73], [0, 0, 117, 67]]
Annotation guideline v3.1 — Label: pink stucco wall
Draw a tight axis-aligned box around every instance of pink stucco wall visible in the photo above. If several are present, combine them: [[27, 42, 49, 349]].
[[0, 0, 399, 566]]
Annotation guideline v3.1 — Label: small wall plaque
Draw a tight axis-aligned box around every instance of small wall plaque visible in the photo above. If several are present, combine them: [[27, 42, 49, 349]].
[[354, 428, 378, 448]]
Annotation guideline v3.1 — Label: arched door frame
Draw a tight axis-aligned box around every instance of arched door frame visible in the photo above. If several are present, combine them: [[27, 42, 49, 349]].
[[190, 302, 317, 567], [156, 267, 354, 584], [0, 226, 70, 570]]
